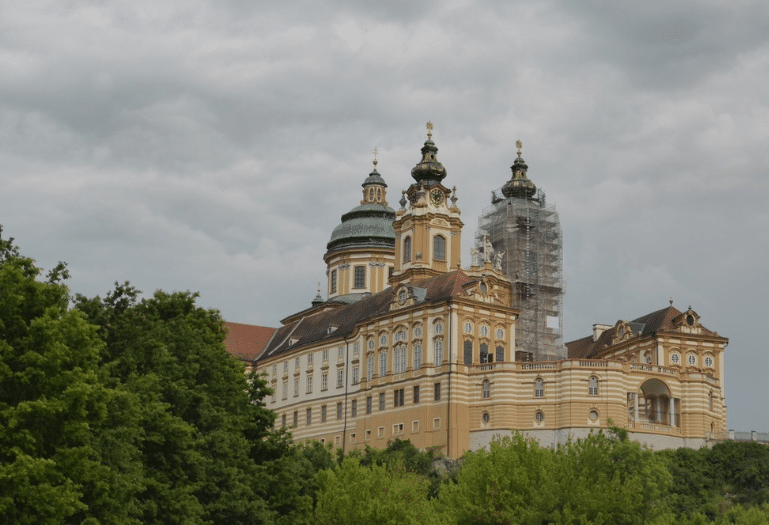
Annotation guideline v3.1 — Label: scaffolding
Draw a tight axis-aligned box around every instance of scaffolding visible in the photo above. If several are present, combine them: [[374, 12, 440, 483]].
[[476, 187, 565, 361]]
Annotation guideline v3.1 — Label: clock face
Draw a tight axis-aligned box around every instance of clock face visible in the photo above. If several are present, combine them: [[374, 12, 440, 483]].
[[430, 189, 443, 206]]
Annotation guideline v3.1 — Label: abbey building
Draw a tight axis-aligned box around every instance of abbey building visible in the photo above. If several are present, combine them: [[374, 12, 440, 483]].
[[228, 124, 728, 456]]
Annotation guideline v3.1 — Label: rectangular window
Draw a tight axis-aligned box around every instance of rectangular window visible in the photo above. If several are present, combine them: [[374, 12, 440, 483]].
[[307, 353, 313, 365], [295, 357, 300, 369], [283, 361, 288, 374], [306, 375, 313, 394], [365, 429, 371, 441], [434, 340, 443, 365], [293, 378, 299, 397], [336, 369, 344, 388], [350, 433, 356, 443], [394, 388, 404, 407], [412, 420, 420, 433], [322, 349, 329, 361], [434, 382, 441, 401], [393, 423, 404, 435], [379, 392, 385, 411], [394, 347, 406, 374], [338, 346, 344, 360], [321, 373, 328, 391], [330, 270, 337, 293], [351, 399, 357, 418], [367, 355, 374, 381], [413, 344, 422, 370], [434, 234, 445, 260], [379, 352, 387, 377], [366, 396, 372, 414], [293, 411, 298, 427], [282, 414, 286, 427], [306, 408, 312, 425], [282, 380, 288, 400], [352, 367, 359, 384], [378, 426, 384, 438], [336, 402, 342, 420], [321, 405, 327, 422], [413, 385, 420, 404], [354, 265, 366, 289], [353, 342, 360, 356]]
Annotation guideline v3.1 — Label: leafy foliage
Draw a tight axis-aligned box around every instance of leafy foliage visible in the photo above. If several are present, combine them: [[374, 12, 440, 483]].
[[315, 457, 440, 525]]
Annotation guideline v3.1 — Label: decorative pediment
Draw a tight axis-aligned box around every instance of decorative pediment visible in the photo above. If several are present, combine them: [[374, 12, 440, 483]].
[[672, 307, 702, 334], [612, 320, 634, 344], [389, 284, 426, 310]]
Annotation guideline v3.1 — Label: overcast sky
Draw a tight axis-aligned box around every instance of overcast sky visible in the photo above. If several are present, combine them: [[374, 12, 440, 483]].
[[2, 0, 767, 432]]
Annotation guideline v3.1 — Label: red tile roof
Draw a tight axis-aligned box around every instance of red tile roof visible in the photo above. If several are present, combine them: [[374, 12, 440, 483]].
[[223, 321, 277, 363], [566, 305, 718, 359]]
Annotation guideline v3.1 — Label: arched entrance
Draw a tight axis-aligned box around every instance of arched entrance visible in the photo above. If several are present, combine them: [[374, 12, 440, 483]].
[[627, 379, 679, 427]]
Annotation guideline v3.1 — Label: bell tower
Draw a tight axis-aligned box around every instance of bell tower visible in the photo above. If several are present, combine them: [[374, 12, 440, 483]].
[[391, 123, 463, 286]]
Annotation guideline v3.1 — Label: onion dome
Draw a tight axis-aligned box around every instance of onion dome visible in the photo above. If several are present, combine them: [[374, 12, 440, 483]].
[[501, 139, 537, 200], [326, 153, 396, 256], [410, 122, 447, 185]]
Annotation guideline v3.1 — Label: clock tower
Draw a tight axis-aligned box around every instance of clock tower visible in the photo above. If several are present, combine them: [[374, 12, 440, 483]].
[[391, 123, 463, 286]]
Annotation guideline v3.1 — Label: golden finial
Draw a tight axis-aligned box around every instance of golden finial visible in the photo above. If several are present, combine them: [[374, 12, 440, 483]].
[[373, 147, 378, 169], [426, 121, 433, 139], [516, 139, 523, 158]]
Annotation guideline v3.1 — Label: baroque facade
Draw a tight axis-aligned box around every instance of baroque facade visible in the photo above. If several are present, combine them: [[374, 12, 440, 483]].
[[236, 125, 729, 456]]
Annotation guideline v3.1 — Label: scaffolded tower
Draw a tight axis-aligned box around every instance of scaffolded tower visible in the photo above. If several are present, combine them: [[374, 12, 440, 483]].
[[476, 141, 565, 361]]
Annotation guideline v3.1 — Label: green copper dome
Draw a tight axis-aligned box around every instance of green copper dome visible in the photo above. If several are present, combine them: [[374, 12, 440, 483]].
[[326, 159, 396, 256], [326, 203, 396, 253]]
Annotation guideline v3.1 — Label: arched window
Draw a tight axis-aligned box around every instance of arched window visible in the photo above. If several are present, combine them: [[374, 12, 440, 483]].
[[482, 379, 490, 399], [376, 188, 381, 201], [367, 355, 374, 381], [589, 376, 598, 396], [379, 351, 387, 377], [403, 236, 411, 263], [368, 188, 374, 201], [434, 235, 446, 261], [495, 345, 504, 363], [687, 354, 697, 366], [535, 378, 544, 398], [709, 391, 714, 411]]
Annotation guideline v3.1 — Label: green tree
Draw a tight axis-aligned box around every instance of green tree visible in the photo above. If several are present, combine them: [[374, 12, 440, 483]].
[[314, 457, 440, 525], [0, 226, 112, 523], [550, 430, 671, 524], [439, 431, 671, 525], [438, 433, 556, 525], [76, 284, 277, 524]]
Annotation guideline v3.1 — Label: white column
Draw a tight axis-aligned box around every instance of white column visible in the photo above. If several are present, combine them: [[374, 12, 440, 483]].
[[669, 397, 675, 426], [634, 392, 639, 423]]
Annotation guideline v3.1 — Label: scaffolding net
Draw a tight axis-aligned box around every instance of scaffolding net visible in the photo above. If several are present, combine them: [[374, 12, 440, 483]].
[[476, 187, 565, 361]]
